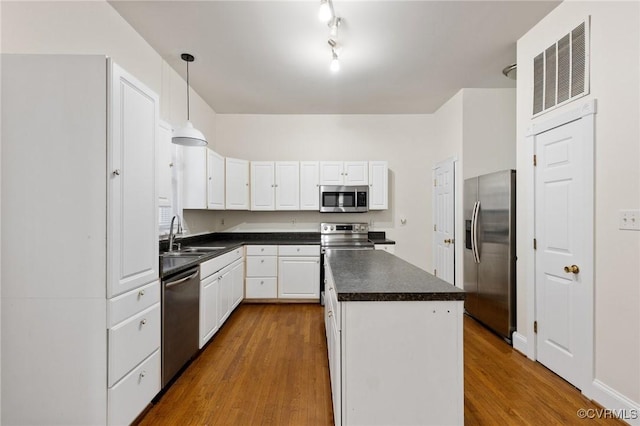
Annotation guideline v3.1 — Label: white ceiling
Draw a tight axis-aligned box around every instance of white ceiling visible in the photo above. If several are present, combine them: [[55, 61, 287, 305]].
[[109, 0, 560, 114]]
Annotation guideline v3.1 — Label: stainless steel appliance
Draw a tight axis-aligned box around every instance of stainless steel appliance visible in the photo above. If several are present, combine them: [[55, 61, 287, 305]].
[[320, 185, 369, 213], [320, 222, 374, 304], [464, 170, 516, 342], [162, 266, 200, 387]]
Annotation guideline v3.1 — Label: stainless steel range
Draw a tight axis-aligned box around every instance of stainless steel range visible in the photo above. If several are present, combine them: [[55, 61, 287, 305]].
[[320, 222, 374, 304]]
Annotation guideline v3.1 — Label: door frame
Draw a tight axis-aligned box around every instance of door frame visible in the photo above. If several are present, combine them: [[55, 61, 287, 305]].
[[524, 99, 596, 391], [432, 156, 459, 287]]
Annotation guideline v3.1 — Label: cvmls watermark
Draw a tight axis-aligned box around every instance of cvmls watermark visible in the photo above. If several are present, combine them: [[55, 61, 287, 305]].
[[577, 408, 639, 420]]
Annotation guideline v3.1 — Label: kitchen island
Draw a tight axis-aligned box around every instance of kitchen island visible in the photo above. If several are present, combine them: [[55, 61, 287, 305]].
[[324, 249, 465, 426]]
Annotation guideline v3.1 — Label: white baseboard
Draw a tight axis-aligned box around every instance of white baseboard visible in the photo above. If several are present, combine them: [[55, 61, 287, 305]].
[[584, 379, 640, 426], [512, 332, 528, 355]]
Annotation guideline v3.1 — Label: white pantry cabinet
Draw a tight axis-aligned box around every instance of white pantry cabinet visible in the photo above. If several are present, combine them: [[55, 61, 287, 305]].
[[183, 147, 225, 210], [157, 121, 173, 209], [251, 161, 300, 210], [1, 55, 160, 425], [368, 161, 388, 210], [299, 161, 320, 210], [320, 161, 368, 185], [226, 157, 250, 210]]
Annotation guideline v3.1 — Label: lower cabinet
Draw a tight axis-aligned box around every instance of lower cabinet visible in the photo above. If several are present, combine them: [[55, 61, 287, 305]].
[[374, 244, 396, 254], [106, 280, 161, 425], [278, 246, 320, 299], [245, 245, 321, 301], [199, 248, 244, 348]]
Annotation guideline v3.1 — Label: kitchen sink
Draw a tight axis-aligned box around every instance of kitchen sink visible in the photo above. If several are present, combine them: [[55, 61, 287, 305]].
[[162, 251, 202, 257], [180, 247, 226, 253]]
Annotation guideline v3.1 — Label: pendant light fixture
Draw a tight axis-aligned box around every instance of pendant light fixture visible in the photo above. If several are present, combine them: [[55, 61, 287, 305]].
[[172, 53, 207, 146]]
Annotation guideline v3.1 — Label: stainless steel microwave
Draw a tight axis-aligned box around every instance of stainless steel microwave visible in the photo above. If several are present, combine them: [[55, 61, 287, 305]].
[[319, 185, 368, 213]]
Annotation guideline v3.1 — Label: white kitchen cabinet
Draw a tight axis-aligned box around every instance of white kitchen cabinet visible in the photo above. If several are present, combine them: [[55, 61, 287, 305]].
[[251, 161, 276, 210], [245, 245, 278, 300], [200, 247, 243, 347], [2, 55, 160, 425], [278, 245, 320, 300], [157, 121, 173, 209], [300, 161, 320, 210], [108, 62, 159, 298], [217, 265, 234, 326], [183, 147, 225, 210], [320, 161, 368, 185], [231, 258, 245, 309], [182, 146, 208, 209], [251, 161, 300, 210], [368, 161, 388, 210], [199, 271, 219, 348], [207, 150, 225, 209], [226, 157, 250, 210]]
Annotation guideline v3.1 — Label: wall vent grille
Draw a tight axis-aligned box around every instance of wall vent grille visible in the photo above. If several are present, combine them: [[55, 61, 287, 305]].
[[532, 19, 589, 116]]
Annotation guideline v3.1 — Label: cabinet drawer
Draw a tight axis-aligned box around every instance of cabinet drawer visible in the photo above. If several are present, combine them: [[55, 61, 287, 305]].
[[246, 245, 277, 256], [108, 303, 160, 387], [245, 277, 278, 299], [278, 245, 320, 256], [108, 349, 160, 426], [246, 256, 277, 277], [108, 281, 160, 327], [201, 247, 243, 279]]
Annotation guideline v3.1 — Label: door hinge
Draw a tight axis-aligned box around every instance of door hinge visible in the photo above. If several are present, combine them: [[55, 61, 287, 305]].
[[534, 321, 538, 333], [533, 238, 537, 250], [434, 269, 437, 276], [533, 155, 537, 166]]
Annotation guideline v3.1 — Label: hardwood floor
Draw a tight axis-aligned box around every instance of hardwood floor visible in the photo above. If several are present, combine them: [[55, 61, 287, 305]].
[[138, 304, 623, 425]]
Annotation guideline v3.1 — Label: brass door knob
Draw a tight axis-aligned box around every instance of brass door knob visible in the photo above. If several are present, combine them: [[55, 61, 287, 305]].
[[444, 239, 454, 244], [564, 265, 580, 274]]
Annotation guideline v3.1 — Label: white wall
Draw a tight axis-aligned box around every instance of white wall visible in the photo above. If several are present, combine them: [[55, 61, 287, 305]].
[[0, 0, 216, 142], [516, 0, 640, 408], [462, 88, 516, 179], [187, 114, 436, 271]]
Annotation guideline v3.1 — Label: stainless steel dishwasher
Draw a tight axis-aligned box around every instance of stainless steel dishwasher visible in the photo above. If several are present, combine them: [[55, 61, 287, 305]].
[[162, 266, 200, 388]]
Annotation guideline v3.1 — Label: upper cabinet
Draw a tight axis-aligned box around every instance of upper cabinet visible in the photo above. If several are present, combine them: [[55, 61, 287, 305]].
[[368, 161, 388, 210], [320, 161, 368, 185], [251, 161, 300, 211], [300, 161, 320, 211], [157, 121, 173, 209], [182, 146, 208, 209], [226, 157, 250, 210], [108, 62, 159, 298], [207, 150, 225, 210], [183, 147, 225, 210]]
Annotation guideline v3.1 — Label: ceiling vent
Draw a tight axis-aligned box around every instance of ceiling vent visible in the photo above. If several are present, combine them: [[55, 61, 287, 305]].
[[532, 19, 590, 116]]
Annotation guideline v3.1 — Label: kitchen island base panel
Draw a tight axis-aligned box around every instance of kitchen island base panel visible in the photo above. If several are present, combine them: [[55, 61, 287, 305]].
[[341, 300, 464, 426]]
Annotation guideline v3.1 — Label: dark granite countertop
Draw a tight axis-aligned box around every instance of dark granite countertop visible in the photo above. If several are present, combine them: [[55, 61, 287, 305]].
[[326, 250, 464, 302], [160, 231, 396, 278]]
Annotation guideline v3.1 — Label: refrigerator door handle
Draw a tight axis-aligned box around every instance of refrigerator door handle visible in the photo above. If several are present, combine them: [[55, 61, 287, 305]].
[[472, 201, 481, 264]]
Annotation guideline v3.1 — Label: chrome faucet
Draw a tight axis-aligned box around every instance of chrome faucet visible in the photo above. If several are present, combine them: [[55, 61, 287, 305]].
[[168, 215, 182, 252]]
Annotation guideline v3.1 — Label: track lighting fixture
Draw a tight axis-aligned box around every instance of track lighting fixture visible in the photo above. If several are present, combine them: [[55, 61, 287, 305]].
[[320, 1, 343, 73]]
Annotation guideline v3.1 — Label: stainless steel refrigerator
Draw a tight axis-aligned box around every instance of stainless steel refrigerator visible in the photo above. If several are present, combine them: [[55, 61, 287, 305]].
[[464, 170, 516, 342]]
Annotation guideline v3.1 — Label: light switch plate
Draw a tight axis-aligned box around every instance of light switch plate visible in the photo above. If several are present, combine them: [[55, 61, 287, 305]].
[[619, 210, 640, 230]]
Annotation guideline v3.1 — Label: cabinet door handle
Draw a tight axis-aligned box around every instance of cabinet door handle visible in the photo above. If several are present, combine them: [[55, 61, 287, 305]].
[[261, 259, 264, 263], [139, 371, 146, 380], [112, 169, 121, 176], [138, 289, 145, 297], [260, 280, 264, 285], [140, 319, 147, 326]]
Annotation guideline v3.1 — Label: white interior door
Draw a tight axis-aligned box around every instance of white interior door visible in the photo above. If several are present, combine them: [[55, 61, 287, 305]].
[[433, 159, 455, 284], [535, 118, 587, 389]]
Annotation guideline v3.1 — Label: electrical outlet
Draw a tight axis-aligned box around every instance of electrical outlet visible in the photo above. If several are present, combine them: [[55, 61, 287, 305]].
[[619, 210, 640, 230]]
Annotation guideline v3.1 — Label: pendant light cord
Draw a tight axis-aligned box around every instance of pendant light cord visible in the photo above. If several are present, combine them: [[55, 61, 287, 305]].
[[186, 60, 190, 121]]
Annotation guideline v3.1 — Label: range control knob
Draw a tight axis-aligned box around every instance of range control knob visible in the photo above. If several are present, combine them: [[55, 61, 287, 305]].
[[323, 226, 328, 231]]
